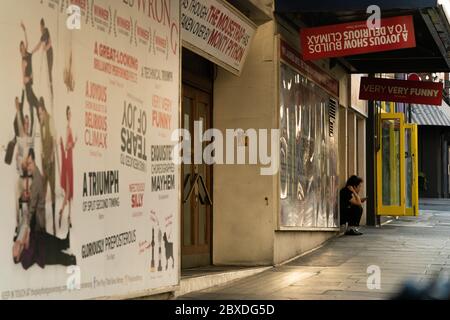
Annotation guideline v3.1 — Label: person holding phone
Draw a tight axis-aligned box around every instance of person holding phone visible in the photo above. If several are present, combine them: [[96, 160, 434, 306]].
[[340, 175, 367, 236]]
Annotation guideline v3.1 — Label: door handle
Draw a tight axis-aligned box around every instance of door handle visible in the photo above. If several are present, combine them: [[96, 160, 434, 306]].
[[198, 174, 213, 206], [183, 173, 213, 205], [183, 174, 195, 204]]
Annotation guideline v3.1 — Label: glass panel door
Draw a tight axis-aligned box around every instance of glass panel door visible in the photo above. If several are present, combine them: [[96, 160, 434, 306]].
[[182, 94, 194, 247], [405, 126, 413, 211], [196, 90, 212, 247], [377, 113, 406, 216]]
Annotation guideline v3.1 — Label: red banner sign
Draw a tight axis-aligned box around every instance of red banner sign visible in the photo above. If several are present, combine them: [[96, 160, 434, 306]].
[[280, 39, 339, 98], [300, 15, 416, 61], [359, 77, 443, 106]]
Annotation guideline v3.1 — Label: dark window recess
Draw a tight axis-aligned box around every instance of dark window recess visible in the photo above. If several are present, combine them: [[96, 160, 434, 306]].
[[182, 48, 214, 93], [329, 98, 337, 137]]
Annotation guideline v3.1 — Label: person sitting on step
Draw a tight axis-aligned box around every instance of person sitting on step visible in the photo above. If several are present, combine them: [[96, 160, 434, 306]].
[[340, 175, 367, 236]]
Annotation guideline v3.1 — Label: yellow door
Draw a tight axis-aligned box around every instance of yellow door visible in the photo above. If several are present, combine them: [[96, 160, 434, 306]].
[[404, 123, 419, 216], [377, 113, 406, 216]]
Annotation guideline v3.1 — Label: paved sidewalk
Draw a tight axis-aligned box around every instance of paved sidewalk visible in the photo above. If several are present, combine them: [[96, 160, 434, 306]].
[[179, 207, 450, 300], [420, 198, 450, 211]]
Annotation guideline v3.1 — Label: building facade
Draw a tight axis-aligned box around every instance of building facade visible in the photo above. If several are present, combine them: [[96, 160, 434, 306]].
[[180, 0, 367, 270]]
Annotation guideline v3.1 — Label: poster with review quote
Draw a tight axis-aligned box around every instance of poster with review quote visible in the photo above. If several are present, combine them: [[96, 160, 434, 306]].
[[0, 0, 180, 300]]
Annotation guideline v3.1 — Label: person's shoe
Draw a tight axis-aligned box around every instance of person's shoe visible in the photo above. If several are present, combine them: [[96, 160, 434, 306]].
[[67, 255, 77, 266], [345, 229, 363, 236], [345, 229, 355, 235], [62, 249, 73, 255]]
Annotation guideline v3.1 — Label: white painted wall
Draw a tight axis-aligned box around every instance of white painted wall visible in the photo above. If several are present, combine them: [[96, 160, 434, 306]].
[[350, 74, 369, 117], [213, 21, 277, 266], [357, 118, 368, 225], [274, 231, 337, 265], [348, 111, 357, 176], [339, 106, 348, 188]]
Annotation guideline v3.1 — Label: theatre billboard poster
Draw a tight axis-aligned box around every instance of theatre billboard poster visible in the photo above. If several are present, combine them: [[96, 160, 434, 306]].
[[181, 0, 256, 76], [0, 0, 180, 300]]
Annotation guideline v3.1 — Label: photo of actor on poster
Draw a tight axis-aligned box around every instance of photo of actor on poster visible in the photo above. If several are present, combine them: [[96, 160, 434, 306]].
[[5, 15, 77, 271]]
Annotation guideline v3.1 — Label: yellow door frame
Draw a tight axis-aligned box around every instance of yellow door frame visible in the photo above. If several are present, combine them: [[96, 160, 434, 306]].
[[404, 123, 419, 216], [377, 113, 406, 216], [413, 124, 419, 216]]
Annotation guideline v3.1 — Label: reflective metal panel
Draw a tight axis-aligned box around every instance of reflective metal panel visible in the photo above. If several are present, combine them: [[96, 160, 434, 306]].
[[279, 64, 339, 228]]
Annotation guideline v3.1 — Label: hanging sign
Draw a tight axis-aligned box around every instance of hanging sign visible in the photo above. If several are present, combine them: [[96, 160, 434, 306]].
[[181, 0, 257, 76], [359, 77, 443, 105], [300, 15, 416, 61]]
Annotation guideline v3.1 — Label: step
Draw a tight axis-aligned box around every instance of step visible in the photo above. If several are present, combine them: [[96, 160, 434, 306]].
[[176, 266, 272, 298]]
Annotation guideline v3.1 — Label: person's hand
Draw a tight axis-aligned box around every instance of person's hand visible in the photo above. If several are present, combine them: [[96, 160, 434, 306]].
[[348, 186, 356, 194], [13, 242, 21, 261]]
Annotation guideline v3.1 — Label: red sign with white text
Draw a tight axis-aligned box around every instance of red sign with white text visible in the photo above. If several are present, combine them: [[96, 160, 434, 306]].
[[359, 77, 443, 106], [300, 15, 416, 61], [280, 39, 339, 98]]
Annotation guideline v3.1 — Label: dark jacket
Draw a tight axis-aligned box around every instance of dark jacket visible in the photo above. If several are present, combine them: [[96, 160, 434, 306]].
[[29, 166, 46, 232]]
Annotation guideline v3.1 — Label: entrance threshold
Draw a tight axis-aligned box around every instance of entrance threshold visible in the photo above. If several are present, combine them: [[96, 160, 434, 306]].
[[176, 266, 272, 298]]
